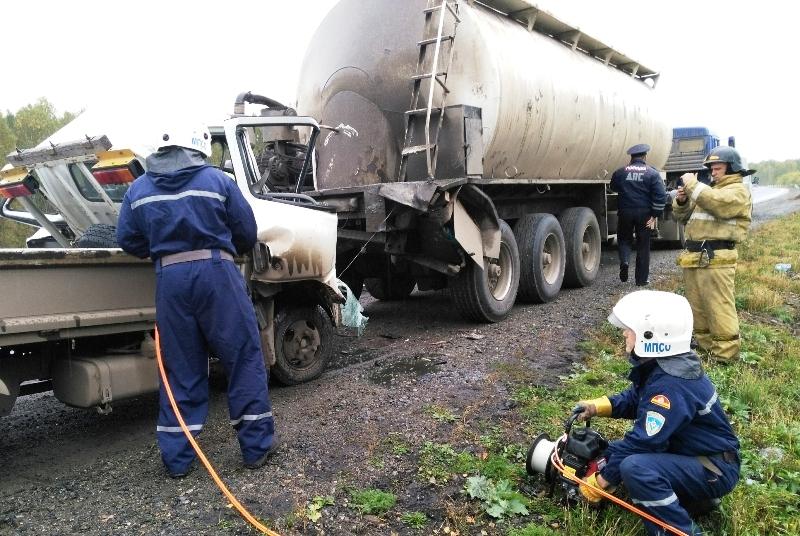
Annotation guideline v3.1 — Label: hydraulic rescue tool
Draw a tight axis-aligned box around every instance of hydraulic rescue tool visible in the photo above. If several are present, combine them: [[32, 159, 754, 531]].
[[526, 407, 608, 504]]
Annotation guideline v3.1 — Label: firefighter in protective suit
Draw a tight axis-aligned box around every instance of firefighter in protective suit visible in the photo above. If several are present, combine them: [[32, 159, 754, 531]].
[[117, 122, 278, 477], [575, 291, 740, 536], [673, 146, 753, 362]]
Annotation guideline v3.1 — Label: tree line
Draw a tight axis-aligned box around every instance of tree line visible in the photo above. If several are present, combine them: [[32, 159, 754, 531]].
[[1, 98, 76, 168], [750, 159, 800, 186]]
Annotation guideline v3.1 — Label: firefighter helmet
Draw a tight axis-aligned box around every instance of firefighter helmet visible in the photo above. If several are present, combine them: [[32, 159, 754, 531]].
[[703, 146, 744, 173], [607, 290, 693, 358], [156, 123, 212, 158]]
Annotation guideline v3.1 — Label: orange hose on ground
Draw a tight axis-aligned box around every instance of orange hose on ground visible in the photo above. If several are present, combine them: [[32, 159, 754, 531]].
[[550, 434, 689, 536], [155, 328, 281, 536]]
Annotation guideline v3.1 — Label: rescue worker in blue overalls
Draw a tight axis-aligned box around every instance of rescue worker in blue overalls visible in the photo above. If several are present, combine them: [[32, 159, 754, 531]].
[[574, 290, 740, 536], [117, 122, 279, 478], [611, 144, 667, 286]]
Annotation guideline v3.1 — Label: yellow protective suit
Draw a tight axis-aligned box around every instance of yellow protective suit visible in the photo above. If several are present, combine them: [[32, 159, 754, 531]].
[[672, 173, 752, 362]]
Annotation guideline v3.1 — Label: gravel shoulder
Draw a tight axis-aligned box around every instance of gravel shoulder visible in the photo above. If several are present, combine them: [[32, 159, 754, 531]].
[[1, 188, 797, 535]]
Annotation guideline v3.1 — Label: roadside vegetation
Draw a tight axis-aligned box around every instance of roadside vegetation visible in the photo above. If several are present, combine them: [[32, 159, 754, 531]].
[[285, 213, 799, 535], [0, 98, 76, 247], [501, 212, 800, 535]]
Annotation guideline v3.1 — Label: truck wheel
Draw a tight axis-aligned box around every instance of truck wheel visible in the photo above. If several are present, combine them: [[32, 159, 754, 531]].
[[272, 305, 333, 385], [364, 275, 416, 300], [0, 374, 20, 417], [74, 224, 118, 248], [513, 214, 565, 303], [450, 219, 520, 322], [559, 207, 601, 288]]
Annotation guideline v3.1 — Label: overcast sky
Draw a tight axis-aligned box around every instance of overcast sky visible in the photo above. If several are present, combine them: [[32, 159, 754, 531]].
[[2, 0, 797, 162]]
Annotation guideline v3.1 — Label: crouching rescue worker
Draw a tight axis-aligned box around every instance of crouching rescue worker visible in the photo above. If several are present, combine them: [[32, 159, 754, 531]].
[[574, 290, 740, 536], [117, 122, 279, 478], [673, 146, 753, 362]]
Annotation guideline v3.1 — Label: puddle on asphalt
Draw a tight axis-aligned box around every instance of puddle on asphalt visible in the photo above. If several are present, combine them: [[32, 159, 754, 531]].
[[368, 355, 446, 386]]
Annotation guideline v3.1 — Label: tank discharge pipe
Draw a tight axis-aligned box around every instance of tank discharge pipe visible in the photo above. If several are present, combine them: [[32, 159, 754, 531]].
[[154, 327, 282, 536]]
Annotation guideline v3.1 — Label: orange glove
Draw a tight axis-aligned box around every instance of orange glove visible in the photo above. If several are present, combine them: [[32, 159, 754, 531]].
[[574, 396, 612, 421]]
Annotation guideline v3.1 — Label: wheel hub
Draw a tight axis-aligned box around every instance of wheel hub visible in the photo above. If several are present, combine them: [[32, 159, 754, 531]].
[[283, 320, 321, 369]]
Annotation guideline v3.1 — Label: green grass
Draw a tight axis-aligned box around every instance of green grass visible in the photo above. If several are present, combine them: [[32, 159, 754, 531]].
[[400, 511, 427, 528], [349, 488, 396, 516], [0, 218, 31, 247], [491, 212, 800, 535]]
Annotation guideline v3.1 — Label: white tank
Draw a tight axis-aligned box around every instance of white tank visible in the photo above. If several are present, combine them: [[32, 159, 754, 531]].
[[297, 0, 671, 189]]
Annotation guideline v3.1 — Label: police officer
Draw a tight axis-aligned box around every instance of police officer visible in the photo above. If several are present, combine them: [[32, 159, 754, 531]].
[[117, 122, 279, 478], [673, 146, 753, 363], [611, 143, 667, 286], [575, 290, 740, 536]]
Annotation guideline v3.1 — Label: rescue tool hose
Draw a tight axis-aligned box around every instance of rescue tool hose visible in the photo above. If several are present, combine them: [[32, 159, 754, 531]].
[[154, 328, 281, 536], [550, 434, 689, 536]]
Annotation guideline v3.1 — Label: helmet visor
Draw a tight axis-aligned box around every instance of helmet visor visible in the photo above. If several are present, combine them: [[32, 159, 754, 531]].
[[607, 311, 629, 330]]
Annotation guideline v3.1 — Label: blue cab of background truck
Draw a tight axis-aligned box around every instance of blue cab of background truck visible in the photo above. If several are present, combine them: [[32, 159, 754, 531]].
[[664, 127, 721, 186]]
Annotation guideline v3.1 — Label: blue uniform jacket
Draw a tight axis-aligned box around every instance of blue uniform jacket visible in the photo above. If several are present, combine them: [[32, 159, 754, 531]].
[[610, 158, 666, 217], [117, 165, 257, 260], [600, 355, 739, 486]]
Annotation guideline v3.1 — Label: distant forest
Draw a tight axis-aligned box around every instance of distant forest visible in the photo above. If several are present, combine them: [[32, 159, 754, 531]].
[[750, 159, 800, 186], [1, 98, 76, 168]]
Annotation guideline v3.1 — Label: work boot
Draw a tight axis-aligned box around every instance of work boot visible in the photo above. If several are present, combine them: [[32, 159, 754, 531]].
[[619, 264, 629, 282], [244, 437, 282, 469], [167, 463, 196, 479]]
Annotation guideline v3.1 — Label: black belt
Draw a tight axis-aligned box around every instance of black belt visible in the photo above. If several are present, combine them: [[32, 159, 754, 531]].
[[685, 240, 736, 252]]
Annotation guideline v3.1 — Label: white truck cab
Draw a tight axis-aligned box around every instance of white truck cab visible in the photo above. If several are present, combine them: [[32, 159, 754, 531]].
[[0, 103, 347, 417]]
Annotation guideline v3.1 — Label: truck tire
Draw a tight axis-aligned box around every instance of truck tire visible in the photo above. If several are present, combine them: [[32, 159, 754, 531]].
[[364, 275, 416, 300], [75, 224, 118, 248], [450, 219, 520, 323], [513, 214, 565, 303], [272, 305, 333, 385], [559, 207, 601, 288]]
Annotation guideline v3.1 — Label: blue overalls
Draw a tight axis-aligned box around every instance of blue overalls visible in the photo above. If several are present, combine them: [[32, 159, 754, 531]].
[[601, 354, 740, 536], [117, 156, 275, 474]]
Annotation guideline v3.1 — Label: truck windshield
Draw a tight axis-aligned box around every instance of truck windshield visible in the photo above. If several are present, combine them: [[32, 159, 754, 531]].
[[238, 125, 314, 195], [675, 138, 706, 154], [69, 162, 129, 202]]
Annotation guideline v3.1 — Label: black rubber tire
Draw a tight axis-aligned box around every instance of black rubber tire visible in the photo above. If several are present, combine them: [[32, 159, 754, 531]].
[[364, 275, 416, 300], [513, 214, 565, 303], [271, 305, 333, 385], [450, 219, 520, 323], [75, 224, 118, 248], [559, 207, 601, 288], [338, 269, 364, 300]]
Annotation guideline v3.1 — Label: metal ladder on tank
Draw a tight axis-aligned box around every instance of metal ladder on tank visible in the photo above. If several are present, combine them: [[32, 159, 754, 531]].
[[398, 0, 461, 181]]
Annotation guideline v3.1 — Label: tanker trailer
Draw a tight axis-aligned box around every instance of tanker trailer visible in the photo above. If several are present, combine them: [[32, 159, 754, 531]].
[[250, 0, 671, 322]]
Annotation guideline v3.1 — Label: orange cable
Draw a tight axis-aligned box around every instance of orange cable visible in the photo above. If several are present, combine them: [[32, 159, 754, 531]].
[[550, 434, 689, 536], [155, 327, 281, 536]]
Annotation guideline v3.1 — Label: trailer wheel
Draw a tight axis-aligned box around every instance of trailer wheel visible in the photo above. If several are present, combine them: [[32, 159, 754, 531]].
[[272, 305, 333, 385], [559, 207, 601, 288], [450, 219, 520, 322], [364, 275, 416, 300], [74, 224, 118, 248], [0, 374, 20, 417], [513, 214, 565, 303]]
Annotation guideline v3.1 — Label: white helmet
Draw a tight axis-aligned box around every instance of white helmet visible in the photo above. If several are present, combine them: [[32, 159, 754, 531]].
[[156, 123, 212, 157], [607, 291, 693, 358]]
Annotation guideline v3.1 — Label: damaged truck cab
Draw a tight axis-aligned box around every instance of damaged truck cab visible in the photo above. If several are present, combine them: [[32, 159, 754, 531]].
[[0, 108, 344, 417]]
